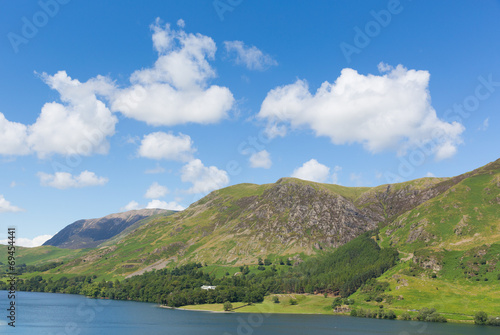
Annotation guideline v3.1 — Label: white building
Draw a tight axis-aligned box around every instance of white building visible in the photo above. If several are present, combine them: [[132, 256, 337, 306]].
[[201, 285, 217, 290]]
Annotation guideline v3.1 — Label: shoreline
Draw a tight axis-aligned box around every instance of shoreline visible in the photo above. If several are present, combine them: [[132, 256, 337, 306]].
[[157, 303, 476, 325]]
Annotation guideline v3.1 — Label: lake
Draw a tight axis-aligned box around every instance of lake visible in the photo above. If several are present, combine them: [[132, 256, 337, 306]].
[[0, 291, 497, 334]]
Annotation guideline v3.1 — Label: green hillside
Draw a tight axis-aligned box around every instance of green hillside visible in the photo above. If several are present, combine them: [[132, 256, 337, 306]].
[[0, 245, 85, 266], [40, 173, 463, 279]]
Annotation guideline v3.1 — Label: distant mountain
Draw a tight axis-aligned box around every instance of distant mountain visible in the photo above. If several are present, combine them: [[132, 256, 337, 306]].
[[43, 209, 175, 249]]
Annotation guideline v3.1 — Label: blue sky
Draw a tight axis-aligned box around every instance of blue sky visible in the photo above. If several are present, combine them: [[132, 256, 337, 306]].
[[0, 0, 499, 247]]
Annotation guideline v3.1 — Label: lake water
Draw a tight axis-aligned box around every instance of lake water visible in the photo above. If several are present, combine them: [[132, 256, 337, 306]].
[[0, 291, 498, 334]]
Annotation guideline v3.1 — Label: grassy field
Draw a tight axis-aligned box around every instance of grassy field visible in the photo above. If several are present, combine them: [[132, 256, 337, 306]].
[[181, 294, 334, 315]]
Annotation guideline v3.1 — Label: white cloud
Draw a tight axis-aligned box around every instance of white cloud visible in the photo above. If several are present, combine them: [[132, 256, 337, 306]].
[[291, 159, 331, 183], [28, 71, 117, 158], [181, 159, 230, 194], [145, 164, 166, 174], [121, 200, 140, 211], [138, 132, 195, 161], [258, 63, 464, 160], [144, 182, 169, 199], [10, 181, 17, 188], [0, 113, 30, 155], [425, 172, 436, 177], [0, 71, 116, 159], [224, 40, 278, 71], [146, 199, 185, 211], [0, 234, 52, 248], [111, 20, 234, 126], [249, 150, 272, 169], [38, 170, 108, 189], [176, 18, 185, 28], [0, 195, 24, 213]]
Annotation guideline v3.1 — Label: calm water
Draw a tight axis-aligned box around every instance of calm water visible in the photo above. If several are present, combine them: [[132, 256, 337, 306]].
[[0, 291, 498, 334]]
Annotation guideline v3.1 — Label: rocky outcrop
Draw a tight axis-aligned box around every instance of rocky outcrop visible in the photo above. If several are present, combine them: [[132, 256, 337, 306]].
[[233, 181, 381, 248]]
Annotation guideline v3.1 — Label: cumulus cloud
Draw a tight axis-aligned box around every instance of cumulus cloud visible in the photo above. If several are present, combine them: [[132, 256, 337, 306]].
[[0, 20, 235, 159], [138, 132, 195, 161], [111, 19, 234, 126], [38, 170, 108, 189], [144, 182, 168, 199], [28, 71, 117, 158], [258, 63, 464, 160], [181, 159, 229, 194], [0, 234, 52, 248], [146, 199, 185, 211], [224, 41, 278, 71], [291, 159, 331, 183], [0, 195, 24, 213], [249, 150, 272, 169], [0, 71, 116, 159], [121, 200, 140, 211], [0, 113, 31, 155], [425, 172, 436, 177]]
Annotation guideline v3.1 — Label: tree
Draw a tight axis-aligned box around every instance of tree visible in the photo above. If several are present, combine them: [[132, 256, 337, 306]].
[[332, 297, 342, 308], [289, 298, 298, 305], [258, 257, 264, 266], [264, 258, 272, 266], [474, 311, 488, 325], [272, 296, 280, 304], [223, 301, 233, 311]]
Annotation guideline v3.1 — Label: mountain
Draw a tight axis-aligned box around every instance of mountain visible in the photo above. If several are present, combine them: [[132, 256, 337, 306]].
[[43, 209, 175, 249], [43, 158, 498, 278]]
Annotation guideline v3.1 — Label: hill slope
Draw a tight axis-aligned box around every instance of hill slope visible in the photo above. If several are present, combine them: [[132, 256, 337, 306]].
[[48, 159, 498, 278], [43, 209, 175, 249]]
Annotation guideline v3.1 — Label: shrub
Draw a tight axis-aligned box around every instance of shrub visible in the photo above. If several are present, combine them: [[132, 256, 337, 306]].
[[272, 296, 280, 304], [332, 297, 342, 308], [385, 310, 397, 320], [416, 308, 446, 323], [223, 301, 233, 311], [400, 312, 412, 321], [474, 311, 488, 325], [487, 316, 500, 326], [289, 298, 298, 305]]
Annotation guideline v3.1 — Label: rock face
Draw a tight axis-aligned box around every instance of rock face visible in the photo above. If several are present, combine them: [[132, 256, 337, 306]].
[[234, 181, 380, 248], [43, 209, 171, 249]]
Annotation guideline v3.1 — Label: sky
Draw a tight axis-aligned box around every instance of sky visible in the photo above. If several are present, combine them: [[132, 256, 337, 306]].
[[0, 0, 499, 247]]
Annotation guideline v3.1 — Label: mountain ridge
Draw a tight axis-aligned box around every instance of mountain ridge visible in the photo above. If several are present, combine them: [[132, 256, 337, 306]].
[[41, 158, 498, 278], [43, 208, 175, 249]]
